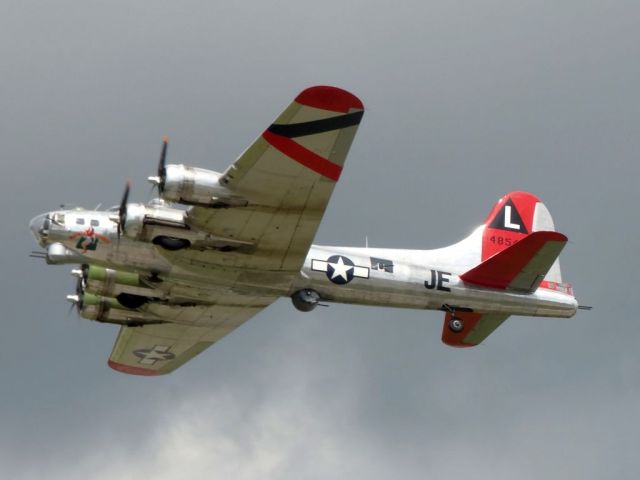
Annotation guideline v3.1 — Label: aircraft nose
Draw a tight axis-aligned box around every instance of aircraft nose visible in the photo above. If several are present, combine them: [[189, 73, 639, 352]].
[[29, 213, 50, 246]]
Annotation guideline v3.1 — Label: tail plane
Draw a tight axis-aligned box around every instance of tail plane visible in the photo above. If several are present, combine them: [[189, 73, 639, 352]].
[[442, 192, 575, 348], [460, 230, 567, 293]]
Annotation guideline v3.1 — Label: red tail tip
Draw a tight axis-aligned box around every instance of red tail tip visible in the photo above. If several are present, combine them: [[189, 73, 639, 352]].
[[295, 86, 364, 113]]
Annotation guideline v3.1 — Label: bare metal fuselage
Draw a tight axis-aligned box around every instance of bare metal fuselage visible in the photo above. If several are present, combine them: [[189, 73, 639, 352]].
[[34, 213, 577, 321]]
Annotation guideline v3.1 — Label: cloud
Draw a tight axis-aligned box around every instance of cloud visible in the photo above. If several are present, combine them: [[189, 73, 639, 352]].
[[12, 376, 638, 480], [8, 309, 639, 480]]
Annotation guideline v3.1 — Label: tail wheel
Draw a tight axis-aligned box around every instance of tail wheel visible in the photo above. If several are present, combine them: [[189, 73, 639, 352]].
[[448, 316, 464, 333]]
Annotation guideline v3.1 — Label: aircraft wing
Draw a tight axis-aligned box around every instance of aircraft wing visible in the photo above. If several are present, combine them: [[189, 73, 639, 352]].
[[108, 300, 274, 376], [185, 85, 364, 272], [109, 86, 364, 375], [441, 311, 510, 347]]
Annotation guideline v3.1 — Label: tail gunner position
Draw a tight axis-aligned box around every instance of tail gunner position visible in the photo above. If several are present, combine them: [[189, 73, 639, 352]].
[[29, 86, 582, 376]]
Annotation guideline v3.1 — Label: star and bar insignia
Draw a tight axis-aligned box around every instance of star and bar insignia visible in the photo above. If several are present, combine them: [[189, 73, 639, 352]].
[[133, 345, 175, 365], [311, 255, 370, 285]]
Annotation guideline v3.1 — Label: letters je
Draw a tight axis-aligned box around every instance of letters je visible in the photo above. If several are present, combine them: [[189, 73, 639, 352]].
[[424, 270, 451, 292]]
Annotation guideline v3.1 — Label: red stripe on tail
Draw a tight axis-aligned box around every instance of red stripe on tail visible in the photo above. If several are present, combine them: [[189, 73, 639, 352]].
[[442, 312, 483, 348], [482, 191, 540, 261]]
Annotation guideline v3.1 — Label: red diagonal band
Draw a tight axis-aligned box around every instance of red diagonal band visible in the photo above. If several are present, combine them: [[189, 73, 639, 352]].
[[262, 130, 343, 181], [108, 359, 160, 376]]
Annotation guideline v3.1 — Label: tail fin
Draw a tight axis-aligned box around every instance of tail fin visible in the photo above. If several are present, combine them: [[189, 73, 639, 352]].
[[481, 191, 563, 284]]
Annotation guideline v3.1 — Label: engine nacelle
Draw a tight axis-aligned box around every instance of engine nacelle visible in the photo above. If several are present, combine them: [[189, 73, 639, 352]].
[[44, 243, 85, 265], [113, 203, 146, 238], [73, 265, 165, 299], [160, 164, 246, 207], [110, 202, 187, 240], [67, 291, 161, 326]]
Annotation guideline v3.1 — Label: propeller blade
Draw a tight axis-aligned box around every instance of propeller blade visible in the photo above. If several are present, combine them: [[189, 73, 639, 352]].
[[66, 294, 81, 317], [74, 275, 84, 296], [118, 181, 131, 237], [147, 136, 169, 194], [157, 136, 169, 193]]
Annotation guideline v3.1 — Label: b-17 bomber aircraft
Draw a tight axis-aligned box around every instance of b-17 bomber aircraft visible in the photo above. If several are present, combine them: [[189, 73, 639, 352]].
[[29, 86, 581, 375]]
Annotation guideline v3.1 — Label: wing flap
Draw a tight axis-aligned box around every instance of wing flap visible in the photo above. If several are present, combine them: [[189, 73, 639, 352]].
[[459, 231, 567, 293], [442, 311, 510, 347]]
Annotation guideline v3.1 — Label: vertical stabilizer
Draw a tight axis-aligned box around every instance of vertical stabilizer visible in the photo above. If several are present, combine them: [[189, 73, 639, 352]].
[[482, 192, 562, 283]]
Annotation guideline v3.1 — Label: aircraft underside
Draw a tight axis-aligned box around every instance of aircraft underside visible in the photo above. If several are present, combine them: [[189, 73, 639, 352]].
[[29, 86, 580, 375]]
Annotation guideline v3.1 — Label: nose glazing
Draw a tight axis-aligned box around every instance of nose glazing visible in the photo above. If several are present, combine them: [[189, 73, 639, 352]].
[[29, 213, 49, 246]]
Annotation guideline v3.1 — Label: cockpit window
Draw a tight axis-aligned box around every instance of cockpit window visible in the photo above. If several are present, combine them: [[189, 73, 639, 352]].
[[90, 219, 99, 227], [76, 218, 85, 225], [52, 213, 65, 224]]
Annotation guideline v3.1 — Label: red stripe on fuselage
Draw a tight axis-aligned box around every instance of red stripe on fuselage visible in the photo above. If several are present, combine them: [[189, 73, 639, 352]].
[[262, 130, 343, 181]]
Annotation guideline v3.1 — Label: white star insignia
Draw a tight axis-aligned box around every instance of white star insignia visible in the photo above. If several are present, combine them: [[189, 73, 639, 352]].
[[329, 256, 353, 281]]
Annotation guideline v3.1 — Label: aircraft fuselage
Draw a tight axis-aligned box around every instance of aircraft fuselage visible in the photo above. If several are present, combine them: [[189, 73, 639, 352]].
[[30, 207, 577, 321]]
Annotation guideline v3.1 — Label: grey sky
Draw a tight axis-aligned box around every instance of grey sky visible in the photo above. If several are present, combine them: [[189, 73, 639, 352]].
[[2, 1, 639, 478]]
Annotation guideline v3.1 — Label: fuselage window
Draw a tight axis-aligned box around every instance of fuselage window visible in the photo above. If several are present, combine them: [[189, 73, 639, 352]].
[[90, 219, 100, 227], [76, 218, 85, 225]]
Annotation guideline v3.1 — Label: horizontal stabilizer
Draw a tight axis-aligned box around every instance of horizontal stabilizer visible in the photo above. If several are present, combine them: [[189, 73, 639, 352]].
[[460, 231, 568, 293], [442, 311, 510, 347]]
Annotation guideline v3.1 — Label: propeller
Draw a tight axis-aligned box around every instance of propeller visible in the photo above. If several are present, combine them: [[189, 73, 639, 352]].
[[71, 269, 85, 293], [117, 181, 131, 239], [67, 267, 88, 317], [65, 293, 82, 317], [148, 136, 169, 194]]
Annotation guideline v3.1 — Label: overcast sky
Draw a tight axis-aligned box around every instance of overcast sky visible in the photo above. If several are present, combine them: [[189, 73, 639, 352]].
[[2, 1, 639, 478]]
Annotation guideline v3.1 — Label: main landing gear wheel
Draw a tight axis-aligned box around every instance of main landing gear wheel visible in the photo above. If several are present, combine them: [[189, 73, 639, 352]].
[[152, 236, 191, 251], [448, 316, 464, 333]]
